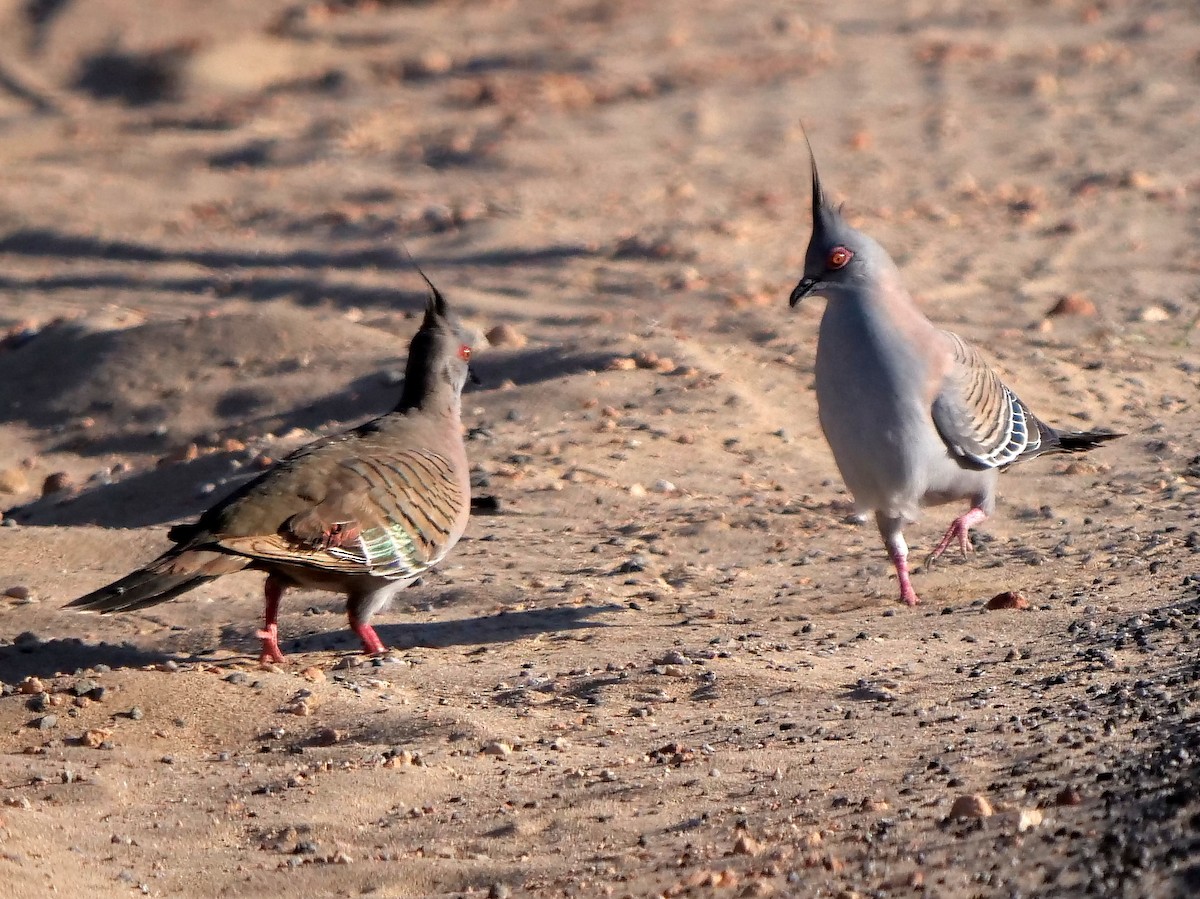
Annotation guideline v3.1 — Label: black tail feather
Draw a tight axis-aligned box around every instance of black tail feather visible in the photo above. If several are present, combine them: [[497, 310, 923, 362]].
[[67, 561, 215, 614], [1054, 429, 1124, 453]]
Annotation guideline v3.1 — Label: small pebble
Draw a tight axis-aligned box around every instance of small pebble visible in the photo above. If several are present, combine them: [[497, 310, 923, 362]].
[[948, 794, 993, 819], [485, 323, 527, 348], [1137, 304, 1170, 322], [158, 443, 199, 466], [80, 729, 111, 749], [986, 591, 1030, 611], [18, 677, 45, 695], [314, 728, 343, 747], [1046, 294, 1096, 317], [41, 472, 74, 496], [733, 833, 761, 856], [1055, 787, 1083, 806]]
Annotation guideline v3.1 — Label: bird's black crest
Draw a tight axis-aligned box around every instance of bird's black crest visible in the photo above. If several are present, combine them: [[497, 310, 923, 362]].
[[799, 123, 844, 244], [397, 243, 449, 323]]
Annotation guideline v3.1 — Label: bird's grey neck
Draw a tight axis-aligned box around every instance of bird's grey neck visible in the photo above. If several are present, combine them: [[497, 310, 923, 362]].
[[826, 266, 922, 323], [819, 273, 937, 377], [395, 374, 460, 416]]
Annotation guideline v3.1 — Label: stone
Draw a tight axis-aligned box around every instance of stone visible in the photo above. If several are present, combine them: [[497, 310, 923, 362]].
[[1046, 294, 1096, 317], [986, 591, 1029, 610], [485, 324, 527, 348], [948, 794, 994, 819]]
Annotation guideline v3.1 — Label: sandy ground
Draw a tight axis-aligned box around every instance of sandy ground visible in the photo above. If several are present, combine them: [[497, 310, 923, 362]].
[[0, 1, 1198, 896]]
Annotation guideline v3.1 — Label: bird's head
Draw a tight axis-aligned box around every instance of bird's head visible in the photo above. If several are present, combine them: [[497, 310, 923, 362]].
[[398, 264, 478, 412], [788, 133, 891, 308]]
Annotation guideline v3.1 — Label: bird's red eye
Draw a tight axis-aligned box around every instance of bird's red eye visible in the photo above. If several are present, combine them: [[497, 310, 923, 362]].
[[827, 246, 853, 269], [458, 345, 471, 362]]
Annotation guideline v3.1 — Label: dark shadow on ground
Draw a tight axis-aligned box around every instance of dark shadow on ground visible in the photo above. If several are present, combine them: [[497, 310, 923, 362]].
[[6, 343, 614, 529], [6, 452, 256, 528], [0, 638, 174, 683], [0, 603, 623, 682], [267, 602, 624, 656], [0, 228, 598, 278], [475, 345, 618, 387]]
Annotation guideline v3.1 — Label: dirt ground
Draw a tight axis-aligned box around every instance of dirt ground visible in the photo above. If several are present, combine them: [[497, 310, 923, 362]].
[[0, 1, 1198, 897]]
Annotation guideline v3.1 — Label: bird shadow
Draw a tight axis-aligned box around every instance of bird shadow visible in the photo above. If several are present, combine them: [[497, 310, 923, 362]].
[[0, 604, 624, 683], [272, 602, 626, 656], [0, 638, 176, 683]]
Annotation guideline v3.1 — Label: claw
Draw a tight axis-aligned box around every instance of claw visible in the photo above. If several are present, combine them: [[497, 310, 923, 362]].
[[924, 506, 988, 568], [256, 624, 285, 665]]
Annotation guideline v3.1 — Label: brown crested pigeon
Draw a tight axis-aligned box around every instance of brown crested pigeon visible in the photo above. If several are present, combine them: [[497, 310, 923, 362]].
[[787, 135, 1120, 606], [68, 267, 475, 662]]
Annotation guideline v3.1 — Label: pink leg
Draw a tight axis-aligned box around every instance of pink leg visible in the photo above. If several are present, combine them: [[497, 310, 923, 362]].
[[256, 575, 286, 665], [926, 506, 988, 567], [350, 619, 387, 656], [876, 513, 920, 606]]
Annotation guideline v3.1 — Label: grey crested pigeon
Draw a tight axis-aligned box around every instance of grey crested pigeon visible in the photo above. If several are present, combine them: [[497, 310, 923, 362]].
[[787, 133, 1120, 606], [68, 267, 475, 662]]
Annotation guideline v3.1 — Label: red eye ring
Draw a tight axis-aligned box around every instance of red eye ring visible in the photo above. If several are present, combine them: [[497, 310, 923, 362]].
[[827, 246, 853, 269], [458, 345, 472, 362]]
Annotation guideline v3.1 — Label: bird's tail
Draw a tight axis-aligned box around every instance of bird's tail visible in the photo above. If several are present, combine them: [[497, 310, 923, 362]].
[[1053, 429, 1123, 453], [67, 550, 246, 614]]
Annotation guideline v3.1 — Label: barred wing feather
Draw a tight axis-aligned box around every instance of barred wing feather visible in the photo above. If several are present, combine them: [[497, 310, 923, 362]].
[[931, 332, 1047, 470], [217, 449, 464, 580]]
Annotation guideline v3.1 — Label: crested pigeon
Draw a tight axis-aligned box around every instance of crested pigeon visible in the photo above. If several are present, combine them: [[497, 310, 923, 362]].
[[787, 134, 1120, 606], [68, 267, 475, 662]]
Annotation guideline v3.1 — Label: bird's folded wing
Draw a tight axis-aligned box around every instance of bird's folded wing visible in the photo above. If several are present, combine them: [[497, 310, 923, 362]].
[[930, 331, 1043, 470], [212, 535, 367, 573], [217, 448, 464, 580]]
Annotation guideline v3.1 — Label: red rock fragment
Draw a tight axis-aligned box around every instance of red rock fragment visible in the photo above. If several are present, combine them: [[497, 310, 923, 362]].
[[987, 591, 1029, 611]]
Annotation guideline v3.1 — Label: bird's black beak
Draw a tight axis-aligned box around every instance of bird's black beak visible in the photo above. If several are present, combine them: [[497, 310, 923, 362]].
[[789, 277, 818, 308], [468, 365, 481, 386]]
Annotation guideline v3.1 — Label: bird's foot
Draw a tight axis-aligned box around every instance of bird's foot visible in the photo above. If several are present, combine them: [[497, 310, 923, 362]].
[[256, 624, 286, 666], [351, 622, 387, 656], [898, 581, 920, 607], [924, 507, 988, 568]]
